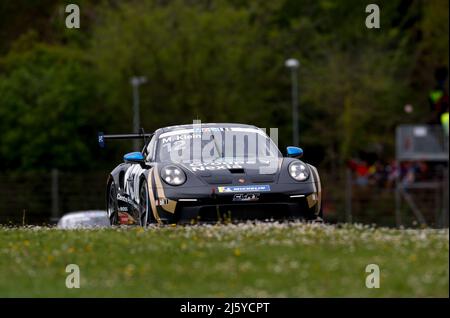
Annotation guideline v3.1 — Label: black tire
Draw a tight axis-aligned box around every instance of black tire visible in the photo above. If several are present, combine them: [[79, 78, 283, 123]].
[[107, 180, 119, 225], [315, 205, 324, 223], [138, 179, 151, 227], [304, 201, 323, 223], [318, 201, 323, 219], [310, 202, 324, 223]]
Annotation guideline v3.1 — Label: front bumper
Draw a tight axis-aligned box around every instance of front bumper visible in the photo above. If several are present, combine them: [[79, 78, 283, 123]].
[[154, 183, 320, 223]]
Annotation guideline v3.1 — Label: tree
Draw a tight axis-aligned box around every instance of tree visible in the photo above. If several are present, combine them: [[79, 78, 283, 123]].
[[0, 38, 105, 170]]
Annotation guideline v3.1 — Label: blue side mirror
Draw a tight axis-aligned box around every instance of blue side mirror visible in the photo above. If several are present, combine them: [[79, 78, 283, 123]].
[[286, 146, 303, 158], [124, 152, 145, 164]]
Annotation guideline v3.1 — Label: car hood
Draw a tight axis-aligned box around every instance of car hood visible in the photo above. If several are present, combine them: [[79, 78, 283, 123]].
[[175, 159, 282, 184]]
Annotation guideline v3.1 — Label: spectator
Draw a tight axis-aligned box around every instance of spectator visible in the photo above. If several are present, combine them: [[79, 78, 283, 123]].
[[386, 159, 399, 188], [347, 158, 371, 186], [372, 161, 388, 187], [428, 66, 449, 124], [441, 108, 449, 137]]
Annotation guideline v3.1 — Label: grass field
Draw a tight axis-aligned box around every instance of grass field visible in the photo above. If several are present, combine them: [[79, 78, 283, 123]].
[[0, 223, 448, 297]]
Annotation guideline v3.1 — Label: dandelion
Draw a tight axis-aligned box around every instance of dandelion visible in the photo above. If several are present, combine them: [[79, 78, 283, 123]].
[[135, 227, 145, 234], [47, 255, 54, 263], [124, 264, 135, 277]]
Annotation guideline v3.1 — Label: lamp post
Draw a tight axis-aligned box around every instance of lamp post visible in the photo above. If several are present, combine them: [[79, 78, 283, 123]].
[[130, 76, 147, 150], [285, 58, 300, 146]]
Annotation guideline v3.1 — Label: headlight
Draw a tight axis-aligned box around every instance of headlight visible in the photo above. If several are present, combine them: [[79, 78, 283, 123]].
[[160, 165, 186, 186], [288, 161, 309, 181]]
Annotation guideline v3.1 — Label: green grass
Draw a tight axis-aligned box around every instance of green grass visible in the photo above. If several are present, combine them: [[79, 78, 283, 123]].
[[0, 223, 448, 297]]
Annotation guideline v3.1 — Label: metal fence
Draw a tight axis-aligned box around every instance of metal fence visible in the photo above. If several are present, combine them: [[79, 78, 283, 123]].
[[0, 169, 447, 227], [326, 169, 448, 228], [0, 170, 106, 224], [396, 125, 448, 161], [395, 125, 449, 228]]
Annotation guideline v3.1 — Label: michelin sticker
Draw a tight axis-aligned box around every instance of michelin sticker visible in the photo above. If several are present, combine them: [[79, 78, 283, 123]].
[[217, 185, 271, 193]]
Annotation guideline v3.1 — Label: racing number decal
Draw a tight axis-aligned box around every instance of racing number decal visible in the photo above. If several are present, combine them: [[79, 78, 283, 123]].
[[124, 164, 143, 198], [161, 139, 186, 153]]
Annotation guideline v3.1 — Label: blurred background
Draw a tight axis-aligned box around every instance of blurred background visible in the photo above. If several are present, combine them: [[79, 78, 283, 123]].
[[0, 0, 448, 227]]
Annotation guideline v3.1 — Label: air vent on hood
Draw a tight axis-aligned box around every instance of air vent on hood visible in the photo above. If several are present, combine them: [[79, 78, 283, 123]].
[[203, 176, 232, 184], [228, 168, 245, 174], [250, 175, 275, 183]]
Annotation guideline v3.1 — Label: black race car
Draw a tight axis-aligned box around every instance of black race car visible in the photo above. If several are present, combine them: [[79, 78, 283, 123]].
[[99, 123, 322, 226]]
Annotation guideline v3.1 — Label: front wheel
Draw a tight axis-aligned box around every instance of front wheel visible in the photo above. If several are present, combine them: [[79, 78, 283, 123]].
[[107, 180, 119, 225], [138, 180, 151, 227], [313, 203, 324, 223]]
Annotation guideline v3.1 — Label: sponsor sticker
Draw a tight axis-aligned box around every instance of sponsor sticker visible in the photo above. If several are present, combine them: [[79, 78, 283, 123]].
[[117, 193, 134, 205], [217, 185, 270, 193], [233, 193, 260, 201], [118, 212, 129, 224], [156, 198, 169, 206]]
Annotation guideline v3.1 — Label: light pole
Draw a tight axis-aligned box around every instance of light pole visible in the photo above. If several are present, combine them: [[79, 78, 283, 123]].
[[285, 58, 300, 146], [130, 76, 147, 150]]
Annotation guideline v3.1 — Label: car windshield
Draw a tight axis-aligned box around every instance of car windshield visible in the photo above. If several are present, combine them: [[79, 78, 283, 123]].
[[156, 127, 281, 164]]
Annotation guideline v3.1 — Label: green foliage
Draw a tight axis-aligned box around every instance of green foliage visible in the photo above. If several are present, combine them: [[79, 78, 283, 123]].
[[0, 39, 104, 170], [0, 224, 448, 297], [0, 0, 448, 171], [91, 0, 284, 131]]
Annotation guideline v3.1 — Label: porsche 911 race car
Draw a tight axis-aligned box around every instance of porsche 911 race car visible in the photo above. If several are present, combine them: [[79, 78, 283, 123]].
[[99, 123, 322, 226]]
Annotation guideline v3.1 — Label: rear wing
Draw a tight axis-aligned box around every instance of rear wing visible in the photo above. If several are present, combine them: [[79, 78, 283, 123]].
[[98, 131, 154, 148]]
